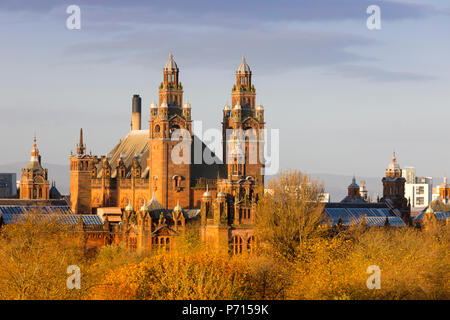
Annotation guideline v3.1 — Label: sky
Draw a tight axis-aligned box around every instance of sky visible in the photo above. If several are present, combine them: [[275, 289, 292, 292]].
[[0, 0, 449, 182]]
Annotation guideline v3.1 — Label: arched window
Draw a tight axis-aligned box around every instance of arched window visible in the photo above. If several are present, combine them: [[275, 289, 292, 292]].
[[155, 125, 160, 133], [231, 236, 243, 255], [127, 236, 137, 252], [247, 236, 255, 253], [153, 236, 171, 251]]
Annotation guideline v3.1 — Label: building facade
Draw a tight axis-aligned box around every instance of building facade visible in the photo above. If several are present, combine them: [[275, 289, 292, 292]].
[[402, 166, 432, 209], [69, 54, 265, 251]]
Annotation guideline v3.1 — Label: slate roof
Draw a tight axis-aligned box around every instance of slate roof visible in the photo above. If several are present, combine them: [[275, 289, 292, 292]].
[[97, 130, 149, 178], [0, 214, 103, 225], [413, 211, 450, 221], [97, 130, 223, 181], [323, 202, 406, 227]]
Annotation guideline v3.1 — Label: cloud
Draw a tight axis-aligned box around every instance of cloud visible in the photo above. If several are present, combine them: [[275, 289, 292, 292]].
[[62, 27, 374, 74], [0, 0, 440, 25], [328, 64, 436, 82]]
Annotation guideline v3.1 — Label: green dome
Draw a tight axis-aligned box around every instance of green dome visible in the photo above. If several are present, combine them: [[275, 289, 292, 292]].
[[125, 203, 134, 211], [174, 201, 182, 212], [140, 204, 149, 212]]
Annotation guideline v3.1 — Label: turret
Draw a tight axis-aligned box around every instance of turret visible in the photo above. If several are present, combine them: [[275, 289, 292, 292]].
[[223, 102, 231, 119], [150, 100, 158, 120], [70, 128, 96, 214], [232, 102, 242, 121], [159, 100, 168, 120], [183, 100, 191, 121], [256, 103, 264, 122], [347, 177, 360, 200], [201, 185, 213, 225]]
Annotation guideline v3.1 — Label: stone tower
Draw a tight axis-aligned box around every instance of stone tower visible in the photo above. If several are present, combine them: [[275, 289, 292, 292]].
[[222, 56, 265, 185], [380, 153, 410, 223], [70, 129, 97, 214], [148, 54, 192, 209], [20, 136, 50, 199], [347, 177, 360, 200]]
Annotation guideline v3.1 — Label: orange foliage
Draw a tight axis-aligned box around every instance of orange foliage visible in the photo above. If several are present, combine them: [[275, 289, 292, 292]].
[[89, 249, 254, 300]]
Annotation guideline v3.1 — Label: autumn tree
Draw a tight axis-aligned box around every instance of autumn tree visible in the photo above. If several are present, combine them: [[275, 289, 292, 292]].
[[0, 213, 88, 299], [255, 170, 325, 261]]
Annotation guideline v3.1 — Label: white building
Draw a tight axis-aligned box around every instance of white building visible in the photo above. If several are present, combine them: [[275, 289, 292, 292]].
[[402, 167, 432, 208]]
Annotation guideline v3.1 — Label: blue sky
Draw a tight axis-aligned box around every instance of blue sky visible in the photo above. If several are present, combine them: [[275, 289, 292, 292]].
[[0, 0, 449, 180]]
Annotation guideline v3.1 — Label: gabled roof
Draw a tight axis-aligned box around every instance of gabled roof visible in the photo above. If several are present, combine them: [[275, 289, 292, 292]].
[[97, 130, 149, 178]]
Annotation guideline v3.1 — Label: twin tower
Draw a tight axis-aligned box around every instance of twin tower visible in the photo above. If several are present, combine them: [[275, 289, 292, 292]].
[[70, 54, 265, 216]]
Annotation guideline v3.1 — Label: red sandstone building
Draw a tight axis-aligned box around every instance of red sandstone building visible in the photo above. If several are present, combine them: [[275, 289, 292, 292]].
[[67, 54, 265, 252]]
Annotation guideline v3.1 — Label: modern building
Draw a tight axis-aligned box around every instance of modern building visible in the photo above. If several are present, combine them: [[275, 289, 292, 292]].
[[432, 177, 450, 204], [402, 166, 432, 209], [0, 173, 17, 198]]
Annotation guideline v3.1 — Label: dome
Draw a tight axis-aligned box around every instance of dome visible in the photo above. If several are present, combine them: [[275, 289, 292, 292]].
[[224, 103, 231, 111], [150, 100, 157, 109], [164, 53, 178, 71], [233, 102, 241, 110], [183, 100, 191, 109], [388, 153, 400, 171], [256, 103, 264, 111], [426, 205, 434, 214], [140, 203, 149, 212], [217, 190, 226, 198], [203, 185, 212, 198], [348, 177, 359, 189], [174, 200, 182, 212], [160, 100, 168, 109], [125, 203, 134, 212], [237, 56, 251, 74]]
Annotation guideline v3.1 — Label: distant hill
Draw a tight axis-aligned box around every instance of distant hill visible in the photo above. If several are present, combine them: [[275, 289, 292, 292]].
[[0, 162, 69, 195], [0, 162, 443, 202]]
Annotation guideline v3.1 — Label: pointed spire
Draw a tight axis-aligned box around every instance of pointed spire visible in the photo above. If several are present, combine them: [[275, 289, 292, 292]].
[[30, 134, 39, 161], [76, 128, 86, 155], [174, 199, 182, 212]]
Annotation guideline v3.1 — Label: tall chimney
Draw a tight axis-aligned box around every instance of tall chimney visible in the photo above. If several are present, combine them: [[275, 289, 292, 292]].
[[131, 94, 142, 131]]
